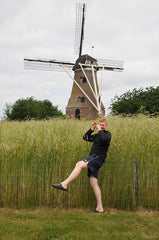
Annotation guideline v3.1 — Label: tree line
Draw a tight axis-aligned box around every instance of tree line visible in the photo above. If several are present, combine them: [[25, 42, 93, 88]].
[[3, 86, 159, 120], [110, 86, 159, 116], [4, 97, 63, 120]]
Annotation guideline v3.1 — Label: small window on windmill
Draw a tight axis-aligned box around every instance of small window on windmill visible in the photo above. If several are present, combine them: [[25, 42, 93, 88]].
[[85, 60, 91, 65], [86, 60, 93, 65], [78, 97, 85, 102], [80, 77, 87, 83]]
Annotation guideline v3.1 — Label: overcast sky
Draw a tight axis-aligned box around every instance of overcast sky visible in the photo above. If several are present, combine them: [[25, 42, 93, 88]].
[[0, 0, 159, 119]]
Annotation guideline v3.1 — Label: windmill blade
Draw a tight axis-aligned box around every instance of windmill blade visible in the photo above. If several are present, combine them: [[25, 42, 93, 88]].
[[74, 3, 86, 57], [24, 58, 74, 72], [78, 58, 124, 72], [97, 58, 124, 71]]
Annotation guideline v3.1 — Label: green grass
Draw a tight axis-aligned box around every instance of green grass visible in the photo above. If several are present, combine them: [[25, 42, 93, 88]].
[[0, 208, 159, 240], [0, 116, 159, 209]]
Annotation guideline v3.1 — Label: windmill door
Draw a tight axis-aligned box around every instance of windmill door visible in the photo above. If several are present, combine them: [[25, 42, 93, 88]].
[[75, 109, 80, 119]]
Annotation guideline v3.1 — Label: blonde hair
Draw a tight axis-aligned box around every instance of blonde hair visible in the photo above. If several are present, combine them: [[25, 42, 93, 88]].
[[98, 118, 108, 127]]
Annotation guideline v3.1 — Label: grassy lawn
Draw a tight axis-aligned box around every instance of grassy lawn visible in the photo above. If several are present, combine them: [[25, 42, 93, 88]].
[[0, 208, 159, 240]]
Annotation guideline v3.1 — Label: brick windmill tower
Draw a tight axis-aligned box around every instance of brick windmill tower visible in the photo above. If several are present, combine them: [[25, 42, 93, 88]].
[[24, 3, 124, 119], [66, 53, 105, 119]]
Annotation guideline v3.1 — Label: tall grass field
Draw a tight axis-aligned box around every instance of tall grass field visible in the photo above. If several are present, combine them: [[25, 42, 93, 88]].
[[0, 116, 159, 210]]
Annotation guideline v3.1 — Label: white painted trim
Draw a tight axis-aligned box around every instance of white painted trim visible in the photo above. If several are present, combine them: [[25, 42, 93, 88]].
[[91, 65, 100, 112], [79, 63, 97, 102]]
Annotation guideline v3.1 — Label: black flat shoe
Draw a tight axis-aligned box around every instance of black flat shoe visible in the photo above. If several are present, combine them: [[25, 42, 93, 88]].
[[52, 183, 68, 191], [91, 209, 104, 213]]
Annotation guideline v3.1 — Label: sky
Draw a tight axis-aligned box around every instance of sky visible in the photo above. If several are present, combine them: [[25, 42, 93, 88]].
[[0, 0, 159, 119]]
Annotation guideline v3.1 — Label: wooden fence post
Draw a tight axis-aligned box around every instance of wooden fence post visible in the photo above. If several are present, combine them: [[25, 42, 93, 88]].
[[133, 158, 140, 207]]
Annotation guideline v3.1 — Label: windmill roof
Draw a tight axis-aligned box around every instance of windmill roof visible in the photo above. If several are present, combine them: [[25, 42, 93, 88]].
[[77, 54, 97, 62], [73, 54, 97, 71]]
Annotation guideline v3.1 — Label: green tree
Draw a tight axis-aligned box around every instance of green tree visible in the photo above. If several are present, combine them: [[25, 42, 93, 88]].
[[4, 97, 64, 120], [110, 86, 159, 115]]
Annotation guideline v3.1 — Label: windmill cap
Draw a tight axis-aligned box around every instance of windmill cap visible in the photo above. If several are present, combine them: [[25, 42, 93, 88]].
[[73, 54, 97, 70]]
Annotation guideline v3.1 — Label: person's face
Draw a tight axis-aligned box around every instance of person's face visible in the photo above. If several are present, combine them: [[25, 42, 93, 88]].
[[99, 121, 107, 130]]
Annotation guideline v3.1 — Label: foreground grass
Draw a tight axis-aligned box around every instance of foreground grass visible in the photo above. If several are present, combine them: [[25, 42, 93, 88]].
[[0, 208, 159, 240]]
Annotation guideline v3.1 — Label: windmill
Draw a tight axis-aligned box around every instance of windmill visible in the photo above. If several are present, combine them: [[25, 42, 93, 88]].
[[24, 3, 124, 120]]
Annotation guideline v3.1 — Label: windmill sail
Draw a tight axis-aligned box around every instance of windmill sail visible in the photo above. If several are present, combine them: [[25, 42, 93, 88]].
[[74, 3, 86, 57], [97, 58, 124, 71], [24, 58, 74, 72]]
